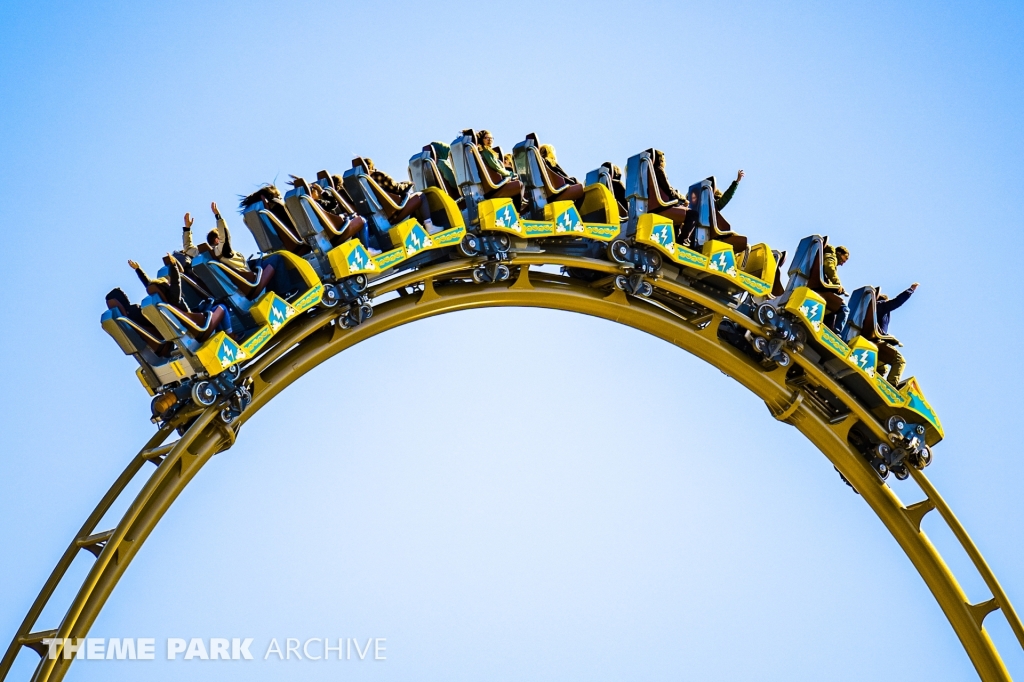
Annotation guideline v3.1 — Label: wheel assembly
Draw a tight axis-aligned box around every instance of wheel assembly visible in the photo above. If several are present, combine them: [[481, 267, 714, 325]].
[[191, 381, 218, 407], [459, 234, 481, 258], [321, 284, 340, 308], [609, 240, 629, 264], [757, 303, 777, 327]]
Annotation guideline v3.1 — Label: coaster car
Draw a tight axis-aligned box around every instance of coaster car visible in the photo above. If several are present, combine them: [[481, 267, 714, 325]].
[[279, 173, 375, 327], [748, 235, 858, 368], [450, 129, 523, 224], [342, 157, 465, 274], [842, 286, 942, 445], [510, 133, 619, 241], [101, 295, 253, 427], [614, 149, 780, 298], [410, 140, 506, 282], [443, 131, 619, 280]]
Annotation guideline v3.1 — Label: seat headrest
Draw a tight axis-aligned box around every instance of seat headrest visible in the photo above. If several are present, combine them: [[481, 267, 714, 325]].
[[316, 170, 334, 189]]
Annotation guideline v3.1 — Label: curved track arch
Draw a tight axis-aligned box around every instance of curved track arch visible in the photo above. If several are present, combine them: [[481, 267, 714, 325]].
[[3, 253, 1023, 681]]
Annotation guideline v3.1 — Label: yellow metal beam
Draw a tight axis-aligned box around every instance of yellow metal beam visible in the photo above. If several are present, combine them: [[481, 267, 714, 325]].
[[2, 254, 1020, 681]]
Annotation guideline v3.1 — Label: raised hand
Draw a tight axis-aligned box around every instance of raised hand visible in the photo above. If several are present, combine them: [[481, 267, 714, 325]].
[[184, 212, 193, 230], [736, 169, 745, 183], [211, 201, 220, 217], [910, 282, 920, 291], [128, 259, 140, 270]]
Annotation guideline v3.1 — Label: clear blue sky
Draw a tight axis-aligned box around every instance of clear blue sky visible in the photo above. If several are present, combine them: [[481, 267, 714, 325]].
[[1, 1, 1022, 680]]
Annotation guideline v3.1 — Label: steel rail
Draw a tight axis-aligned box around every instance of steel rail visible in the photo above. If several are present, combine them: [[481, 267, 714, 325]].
[[2, 254, 1020, 681]]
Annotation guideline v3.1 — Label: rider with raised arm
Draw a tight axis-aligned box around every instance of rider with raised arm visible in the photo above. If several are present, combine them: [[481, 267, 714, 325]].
[[207, 201, 287, 299], [876, 283, 919, 386], [715, 170, 744, 210], [182, 212, 200, 258]]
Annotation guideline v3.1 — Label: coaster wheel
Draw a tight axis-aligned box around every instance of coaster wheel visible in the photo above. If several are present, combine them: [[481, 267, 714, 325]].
[[609, 240, 630, 264], [191, 381, 218, 407], [912, 445, 933, 470], [459, 234, 481, 258], [320, 283, 341, 308], [757, 303, 777, 327]]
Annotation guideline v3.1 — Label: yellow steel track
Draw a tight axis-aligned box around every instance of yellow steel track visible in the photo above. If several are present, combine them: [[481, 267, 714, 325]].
[[3, 253, 1022, 681]]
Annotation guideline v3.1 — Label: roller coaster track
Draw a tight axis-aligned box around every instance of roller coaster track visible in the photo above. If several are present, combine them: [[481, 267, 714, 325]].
[[2, 252, 1022, 681]]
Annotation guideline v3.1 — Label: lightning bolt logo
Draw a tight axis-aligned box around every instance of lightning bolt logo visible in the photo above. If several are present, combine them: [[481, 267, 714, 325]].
[[800, 302, 822, 332], [405, 226, 433, 254], [495, 205, 521, 232], [849, 349, 876, 376], [268, 299, 294, 330], [653, 224, 671, 247], [556, 208, 582, 234]]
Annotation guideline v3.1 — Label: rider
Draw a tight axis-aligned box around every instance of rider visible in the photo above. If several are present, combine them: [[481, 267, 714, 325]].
[[427, 141, 459, 194], [476, 130, 512, 181], [823, 244, 850, 333], [715, 170, 744, 210], [876, 283, 919, 386], [539, 144, 578, 185], [362, 158, 436, 233], [207, 201, 288, 299], [653, 150, 688, 205]]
